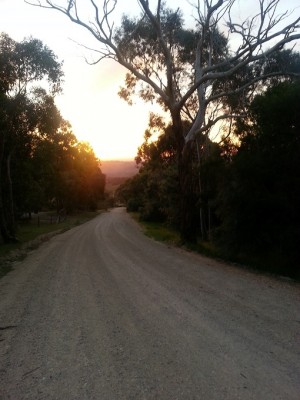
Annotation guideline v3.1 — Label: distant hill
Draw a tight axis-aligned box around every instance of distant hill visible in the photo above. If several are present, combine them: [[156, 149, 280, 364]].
[[100, 160, 139, 178], [100, 160, 139, 193]]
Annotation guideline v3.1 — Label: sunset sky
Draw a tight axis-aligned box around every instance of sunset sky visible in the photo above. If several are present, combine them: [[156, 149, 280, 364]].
[[1, 0, 299, 160], [1, 0, 150, 160]]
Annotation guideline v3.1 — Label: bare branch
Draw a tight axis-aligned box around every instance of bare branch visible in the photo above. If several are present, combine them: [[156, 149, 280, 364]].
[[197, 111, 246, 136], [138, 0, 175, 104], [25, 0, 300, 148], [206, 70, 300, 106], [179, 28, 300, 111]]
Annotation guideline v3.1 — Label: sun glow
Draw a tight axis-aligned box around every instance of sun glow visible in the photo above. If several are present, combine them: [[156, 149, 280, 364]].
[[0, 0, 153, 161], [4, 0, 299, 161], [55, 59, 153, 160]]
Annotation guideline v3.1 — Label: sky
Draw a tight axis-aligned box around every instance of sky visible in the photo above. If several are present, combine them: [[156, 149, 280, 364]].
[[1, 0, 156, 160], [1, 0, 299, 160]]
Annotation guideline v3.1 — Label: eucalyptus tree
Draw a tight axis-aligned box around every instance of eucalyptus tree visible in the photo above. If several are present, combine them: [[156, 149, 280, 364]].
[[0, 33, 63, 242], [215, 80, 300, 277], [26, 0, 300, 241]]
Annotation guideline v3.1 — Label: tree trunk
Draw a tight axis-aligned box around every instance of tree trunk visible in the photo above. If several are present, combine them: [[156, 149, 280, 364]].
[[172, 113, 198, 243], [179, 140, 198, 243], [196, 137, 208, 241], [6, 151, 16, 238], [0, 134, 12, 243]]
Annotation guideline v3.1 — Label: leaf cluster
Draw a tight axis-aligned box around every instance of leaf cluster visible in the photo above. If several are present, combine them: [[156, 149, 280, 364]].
[[0, 32, 63, 95], [0, 33, 104, 243]]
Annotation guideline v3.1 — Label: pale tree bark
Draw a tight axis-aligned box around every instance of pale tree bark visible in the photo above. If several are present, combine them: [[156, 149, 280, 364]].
[[25, 0, 300, 136], [25, 0, 300, 241]]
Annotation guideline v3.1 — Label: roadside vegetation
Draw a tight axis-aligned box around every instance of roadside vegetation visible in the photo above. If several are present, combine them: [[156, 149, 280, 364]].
[[28, 0, 300, 246], [2, 1, 300, 281], [130, 212, 180, 245], [0, 33, 106, 249], [118, 79, 300, 280]]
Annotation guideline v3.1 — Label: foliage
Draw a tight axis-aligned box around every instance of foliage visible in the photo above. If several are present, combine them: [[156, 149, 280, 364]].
[[26, 0, 300, 242], [130, 212, 180, 244], [115, 6, 228, 111], [0, 32, 63, 95], [15, 126, 105, 214], [118, 80, 300, 278], [116, 117, 224, 233], [215, 81, 300, 278], [0, 33, 105, 243], [116, 118, 180, 224]]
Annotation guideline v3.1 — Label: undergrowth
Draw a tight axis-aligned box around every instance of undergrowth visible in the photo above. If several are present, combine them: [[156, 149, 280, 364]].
[[130, 212, 299, 280]]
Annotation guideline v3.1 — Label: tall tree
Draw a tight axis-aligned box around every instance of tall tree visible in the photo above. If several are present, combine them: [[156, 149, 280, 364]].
[[26, 0, 300, 241], [0, 33, 63, 242], [215, 80, 300, 277], [132, 117, 181, 225], [23, 119, 105, 215]]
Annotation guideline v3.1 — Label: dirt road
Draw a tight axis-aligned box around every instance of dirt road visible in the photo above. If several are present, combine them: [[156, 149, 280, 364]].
[[0, 208, 299, 399]]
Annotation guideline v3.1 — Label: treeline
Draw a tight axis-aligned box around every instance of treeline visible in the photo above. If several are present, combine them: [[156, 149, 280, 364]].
[[0, 33, 105, 243], [117, 80, 300, 279]]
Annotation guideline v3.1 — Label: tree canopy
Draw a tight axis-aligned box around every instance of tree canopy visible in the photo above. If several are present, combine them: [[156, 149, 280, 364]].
[[214, 80, 300, 277], [26, 0, 300, 241], [116, 79, 300, 278], [0, 33, 105, 243]]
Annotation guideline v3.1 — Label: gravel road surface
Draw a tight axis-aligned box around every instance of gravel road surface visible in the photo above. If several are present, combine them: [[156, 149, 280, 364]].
[[0, 208, 299, 399]]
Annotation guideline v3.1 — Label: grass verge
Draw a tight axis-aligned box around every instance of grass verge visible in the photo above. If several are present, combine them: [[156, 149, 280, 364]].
[[130, 213, 180, 245], [131, 212, 299, 280]]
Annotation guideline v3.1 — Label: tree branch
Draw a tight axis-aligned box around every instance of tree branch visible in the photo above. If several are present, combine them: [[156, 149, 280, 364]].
[[206, 70, 300, 105], [178, 30, 300, 111]]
